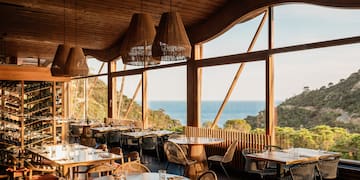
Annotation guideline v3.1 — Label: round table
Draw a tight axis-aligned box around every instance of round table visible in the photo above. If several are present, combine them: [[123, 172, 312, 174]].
[[93, 172, 189, 180], [168, 137, 224, 179]]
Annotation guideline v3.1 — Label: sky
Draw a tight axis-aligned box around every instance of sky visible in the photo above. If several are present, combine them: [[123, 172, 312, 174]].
[[89, 4, 360, 102]]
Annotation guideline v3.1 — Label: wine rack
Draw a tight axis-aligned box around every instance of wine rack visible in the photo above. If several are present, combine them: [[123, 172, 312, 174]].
[[0, 80, 65, 150]]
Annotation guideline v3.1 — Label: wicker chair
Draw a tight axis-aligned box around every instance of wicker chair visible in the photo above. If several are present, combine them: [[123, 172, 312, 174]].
[[113, 162, 150, 175], [167, 134, 189, 157], [317, 156, 340, 179], [197, 170, 218, 180], [164, 141, 197, 176], [289, 161, 317, 180], [140, 134, 160, 161], [86, 164, 115, 180], [208, 140, 238, 178], [242, 148, 277, 179]]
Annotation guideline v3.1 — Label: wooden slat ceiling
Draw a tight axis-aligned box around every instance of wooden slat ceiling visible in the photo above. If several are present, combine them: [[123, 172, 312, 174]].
[[0, 0, 359, 64], [0, 0, 228, 62]]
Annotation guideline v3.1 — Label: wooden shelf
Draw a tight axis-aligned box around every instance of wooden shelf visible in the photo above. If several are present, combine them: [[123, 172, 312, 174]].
[[24, 106, 51, 116], [24, 126, 51, 137], [24, 86, 51, 95], [24, 96, 51, 105]]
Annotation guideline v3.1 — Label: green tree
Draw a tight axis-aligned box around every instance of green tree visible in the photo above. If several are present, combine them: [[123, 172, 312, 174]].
[[223, 119, 251, 132], [202, 121, 219, 129]]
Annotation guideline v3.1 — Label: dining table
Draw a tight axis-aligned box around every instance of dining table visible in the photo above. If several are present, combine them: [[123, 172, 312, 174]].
[[91, 126, 131, 144], [27, 143, 123, 179], [245, 147, 341, 177], [168, 136, 224, 179], [93, 172, 189, 180], [121, 130, 175, 138]]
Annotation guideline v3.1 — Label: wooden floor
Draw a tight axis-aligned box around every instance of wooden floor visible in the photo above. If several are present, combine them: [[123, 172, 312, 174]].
[[139, 151, 269, 180]]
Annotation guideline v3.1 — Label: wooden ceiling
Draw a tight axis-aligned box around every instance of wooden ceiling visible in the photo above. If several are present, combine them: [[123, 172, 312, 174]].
[[0, 0, 359, 64]]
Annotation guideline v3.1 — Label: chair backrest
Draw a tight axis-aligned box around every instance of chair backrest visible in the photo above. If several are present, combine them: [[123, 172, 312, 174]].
[[318, 156, 340, 179], [222, 140, 238, 163], [110, 147, 124, 164], [110, 147, 123, 155], [80, 137, 97, 147], [115, 162, 150, 175], [86, 164, 115, 178], [126, 151, 141, 163], [164, 141, 189, 166], [197, 170, 218, 180], [290, 161, 317, 180], [141, 134, 158, 150]]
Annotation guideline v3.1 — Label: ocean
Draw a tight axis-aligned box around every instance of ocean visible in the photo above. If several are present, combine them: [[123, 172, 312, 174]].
[[149, 101, 276, 127]]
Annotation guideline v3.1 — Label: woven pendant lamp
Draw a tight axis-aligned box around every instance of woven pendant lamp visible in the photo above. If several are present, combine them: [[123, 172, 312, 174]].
[[152, 12, 191, 61], [120, 13, 159, 66], [51, 0, 70, 76], [51, 44, 70, 76], [64, 47, 88, 76]]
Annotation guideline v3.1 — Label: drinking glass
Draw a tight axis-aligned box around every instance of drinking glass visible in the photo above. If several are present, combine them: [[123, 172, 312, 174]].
[[159, 169, 166, 180]]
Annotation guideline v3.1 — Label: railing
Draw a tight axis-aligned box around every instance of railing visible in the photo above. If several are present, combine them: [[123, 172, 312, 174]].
[[184, 126, 271, 168]]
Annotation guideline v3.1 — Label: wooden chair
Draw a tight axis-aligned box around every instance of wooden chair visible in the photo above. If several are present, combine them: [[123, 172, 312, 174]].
[[25, 160, 57, 180], [86, 164, 115, 180], [125, 151, 141, 163], [109, 147, 125, 164], [164, 141, 197, 176], [113, 162, 150, 175], [317, 156, 340, 179], [208, 140, 238, 178], [197, 170, 218, 180], [242, 148, 277, 179], [80, 137, 97, 147], [69, 126, 82, 143]]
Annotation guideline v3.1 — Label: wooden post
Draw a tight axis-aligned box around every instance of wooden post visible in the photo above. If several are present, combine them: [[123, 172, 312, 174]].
[[187, 44, 202, 127], [266, 6, 275, 145], [142, 71, 148, 129], [107, 61, 116, 118]]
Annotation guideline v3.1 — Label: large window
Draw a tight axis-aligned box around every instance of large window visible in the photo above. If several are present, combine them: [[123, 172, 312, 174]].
[[69, 57, 108, 122], [147, 66, 186, 130], [272, 4, 360, 160]]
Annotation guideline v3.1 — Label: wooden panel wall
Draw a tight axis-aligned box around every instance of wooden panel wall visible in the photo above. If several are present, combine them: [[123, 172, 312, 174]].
[[184, 126, 271, 168]]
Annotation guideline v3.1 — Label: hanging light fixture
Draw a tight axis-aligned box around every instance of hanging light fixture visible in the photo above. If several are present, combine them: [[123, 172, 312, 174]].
[[120, 13, 159, 66], [0, 35, 6, 64], [51, 0, 70, 76], [64, 0, 88, 76], [152, 1, 191, 61]]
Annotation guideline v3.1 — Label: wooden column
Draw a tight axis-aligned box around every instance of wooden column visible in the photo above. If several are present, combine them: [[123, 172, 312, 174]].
[[266, 6, 275, 144], [142, 71, 148, 129], [107, 61, 116, 119], [187, 44, 202, 127]]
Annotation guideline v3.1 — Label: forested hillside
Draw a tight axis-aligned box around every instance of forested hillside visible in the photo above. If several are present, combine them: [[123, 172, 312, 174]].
[[246, 70, 360, 133], [71, 79, 182, 130]]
